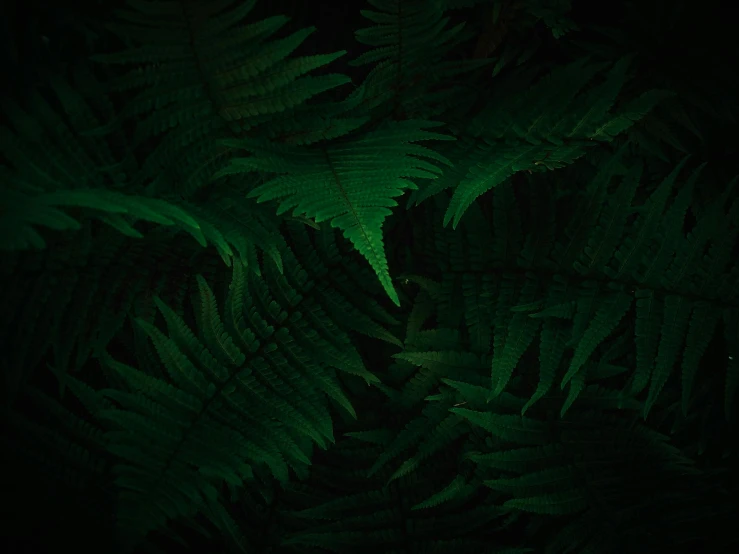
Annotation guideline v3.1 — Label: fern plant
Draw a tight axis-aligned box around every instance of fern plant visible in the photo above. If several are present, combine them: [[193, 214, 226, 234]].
[[2, 0, 738, 553]]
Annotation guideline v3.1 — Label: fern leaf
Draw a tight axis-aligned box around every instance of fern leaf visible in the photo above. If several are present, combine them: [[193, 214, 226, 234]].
[[484, 466, 573, 495], [522, 277, 570, 415], [491, 275, 542, 397], [605, 157, 691, 281], [644, 295, 692, 418], [637, 163, 698, 288], [560, 367, 588, 417], [411, 474, 472, 510], [591, 89, 675, 140], [504, 489, 588, 515], [443, 60, 664, 228], [561, 290, 632, 388], [195, 274, 247, 367], [450, 409, 549, 445], [216, 119, 454, 305], [572, 162, 642, 275]]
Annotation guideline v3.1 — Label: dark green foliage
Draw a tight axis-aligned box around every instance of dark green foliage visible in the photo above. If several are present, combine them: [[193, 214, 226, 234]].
[[1, 0, 738, 553]]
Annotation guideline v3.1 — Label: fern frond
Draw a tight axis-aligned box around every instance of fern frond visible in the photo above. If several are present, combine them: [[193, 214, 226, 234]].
[[89, 256, 383, 547], [437, 58, 668, 228], [215, 119, 454, 305], [350, 0, 488, 122], [95, 0, 350, 195]]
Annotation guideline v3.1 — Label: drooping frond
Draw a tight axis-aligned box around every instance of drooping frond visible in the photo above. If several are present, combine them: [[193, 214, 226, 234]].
[[407, 57, 672, 228]]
